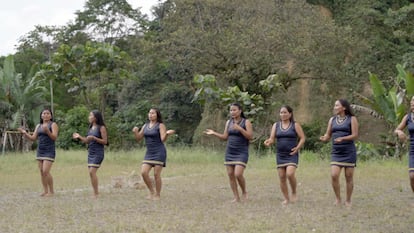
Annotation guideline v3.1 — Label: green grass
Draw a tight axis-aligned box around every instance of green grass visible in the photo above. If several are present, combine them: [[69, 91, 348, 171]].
[[0, 148, 413, 233]]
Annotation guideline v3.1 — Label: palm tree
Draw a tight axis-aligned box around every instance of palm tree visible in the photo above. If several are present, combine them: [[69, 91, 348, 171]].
[[0, 55, 48, 152]]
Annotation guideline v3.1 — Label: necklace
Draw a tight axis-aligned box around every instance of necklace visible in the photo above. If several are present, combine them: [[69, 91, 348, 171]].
[[336, 115, 347, 125], [233, 118, 242, 125], [279, 121, 292, 132], [148, 122, 157, 129]]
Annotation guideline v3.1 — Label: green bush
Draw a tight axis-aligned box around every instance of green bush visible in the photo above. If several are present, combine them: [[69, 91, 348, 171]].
[[302, 120, 325, 152], [356, 141, 381, 161], [55, 106, 89, 150]]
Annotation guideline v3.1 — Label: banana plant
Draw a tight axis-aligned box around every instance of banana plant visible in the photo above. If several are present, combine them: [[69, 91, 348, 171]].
[[353, 64, 414, 158]]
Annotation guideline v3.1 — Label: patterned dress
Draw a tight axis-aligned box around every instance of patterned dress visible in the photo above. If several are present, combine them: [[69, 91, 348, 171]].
[[142, 123, 167, 167], [87, 125, 104, 168], [224, 119, 249, 167], [406, 113, 414, 172], [36, 122, 56, 162], [275, 121, 299, 168], [331, 115, 357, 167]]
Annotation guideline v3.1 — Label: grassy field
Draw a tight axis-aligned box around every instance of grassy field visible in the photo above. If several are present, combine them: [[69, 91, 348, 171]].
[[0, 147, 413, 233]]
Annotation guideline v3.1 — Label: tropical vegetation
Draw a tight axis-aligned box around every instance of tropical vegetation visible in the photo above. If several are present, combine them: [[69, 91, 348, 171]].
[[1, 0, 414, 157]]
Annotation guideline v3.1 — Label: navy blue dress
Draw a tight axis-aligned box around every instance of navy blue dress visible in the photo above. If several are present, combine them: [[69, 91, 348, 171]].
[[87, 125, 104, 168], [225, 119, 249, 167], [405, 113, 414, 172], [36, 122, 56, 162], [142, 123, 167, 167], [275, 121, 299, 168], [331, 115, 357, 167]]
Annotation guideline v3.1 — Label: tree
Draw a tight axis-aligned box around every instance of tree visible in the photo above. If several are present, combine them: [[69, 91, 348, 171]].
[[70, 0, 144, 43], [0, 55, 48, 152], [151, 0, 358, 146], [44, 42, 132, 114], [307, 0, 414, 84]]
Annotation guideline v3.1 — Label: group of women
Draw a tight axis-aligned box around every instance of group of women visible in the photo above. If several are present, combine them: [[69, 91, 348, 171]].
[[18, 109, 110, 198], [18, 108, 174, 199], [206, 100, 358, 206], [207, 99, 412, 207], [17, 98, 414, 206]]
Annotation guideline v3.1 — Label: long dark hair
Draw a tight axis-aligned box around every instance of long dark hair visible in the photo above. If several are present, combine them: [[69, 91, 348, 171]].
[[280, 105, 294, 122], [39, 108, 53, 124], [89, 110, 106, 129], [230, 103, 246, 119], [338, 99, 355, 116], [149, 108, 163, 123]]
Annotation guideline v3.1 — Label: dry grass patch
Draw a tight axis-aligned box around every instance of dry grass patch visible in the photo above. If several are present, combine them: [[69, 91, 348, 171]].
[[0, 148, 413, 232]]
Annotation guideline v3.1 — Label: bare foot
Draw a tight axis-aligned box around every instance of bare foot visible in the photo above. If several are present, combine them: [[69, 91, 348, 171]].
[[231, 198, 241, 203], [146, 194, 153, 200], [333, 199, 341, 206], [281, 199, 289, 206], [241, 193, 248, 202], [40, 192, 48, 197], [152, 195, 160, 201], [344, 201, 352, 208], [91, 193, 99, 199], [45, 192, 54, 197], [290, 194, 298, 203]]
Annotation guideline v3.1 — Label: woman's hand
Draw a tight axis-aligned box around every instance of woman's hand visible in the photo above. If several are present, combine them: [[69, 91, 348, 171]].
[[290, 146, 300, 155], [86, 135, 95, 142], [232, 123, 243, 131], [263, 139, 272, 147], [204, 129, 215, 135], [396, 131, 407, 142], [72, 132, 80, 139], [320, 135, 329, 142], [17, 127, 27, 134]]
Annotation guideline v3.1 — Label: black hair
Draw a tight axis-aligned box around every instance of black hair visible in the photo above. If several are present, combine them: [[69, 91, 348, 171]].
[[89, 110, 106, 128], [39, 108, 54, 124], [149, 108, 163, 123], [280, 105, 294, 122], [230, 103, 246, 119], [338, 99, 355, 116]]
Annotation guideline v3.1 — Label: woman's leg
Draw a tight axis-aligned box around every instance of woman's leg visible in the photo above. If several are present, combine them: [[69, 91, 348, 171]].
[[88, 167, 99, 198], [286, 166, 297, 202], [234, 165, 248, 201], [331, 165, 342, 205], [42, 160, 54, 196], [226, 165, 240, 202], [153, 165, 163, 200], [344, 167, 354, 207], [278, 167, 289, 204], [38, 160, 48, 196], [409, 172, 414, 193], [141, 163, 155, 199]]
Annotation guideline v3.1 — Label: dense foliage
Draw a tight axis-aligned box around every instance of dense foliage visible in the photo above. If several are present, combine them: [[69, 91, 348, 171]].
[[1, 0, 414, 154]]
